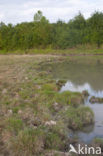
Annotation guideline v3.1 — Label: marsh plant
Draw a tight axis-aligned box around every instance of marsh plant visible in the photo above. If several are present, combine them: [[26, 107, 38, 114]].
[[0, 55, 101, 156]]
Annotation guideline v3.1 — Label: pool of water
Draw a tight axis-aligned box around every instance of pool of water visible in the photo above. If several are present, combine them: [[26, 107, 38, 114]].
[[41, 58, 103, 143], [61, 81, 103, 143]]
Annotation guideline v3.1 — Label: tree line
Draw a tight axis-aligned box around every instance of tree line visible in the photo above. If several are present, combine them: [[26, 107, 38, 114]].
[[0, 10, 103, 51]]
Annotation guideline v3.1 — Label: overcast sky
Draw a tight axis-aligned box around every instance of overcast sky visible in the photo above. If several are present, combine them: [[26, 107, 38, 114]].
[[0, 0, 103, 24]]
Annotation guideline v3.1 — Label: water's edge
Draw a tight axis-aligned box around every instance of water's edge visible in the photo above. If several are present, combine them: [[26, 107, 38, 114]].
[[61, 81, 103, 144]]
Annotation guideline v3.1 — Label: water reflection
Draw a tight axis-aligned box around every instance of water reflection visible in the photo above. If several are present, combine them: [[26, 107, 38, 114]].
[[61, 81, 103, 97], [43, 61, 103, 91], [61, 81, 103, 143], [41, 59, 103, 143]]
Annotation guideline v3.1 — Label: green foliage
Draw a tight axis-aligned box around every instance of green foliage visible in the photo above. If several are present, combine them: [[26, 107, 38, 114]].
[[6, 118, 24, 135], [88, 11, 103, 48], [0, 10, 103, 53], [34, 10, 43, 22], [54, 91, 83, 107], [63, 106, 94, 130], [41, 83, 58, 98]]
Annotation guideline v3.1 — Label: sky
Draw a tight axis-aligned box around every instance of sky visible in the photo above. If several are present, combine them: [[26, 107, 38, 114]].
[[0, 0, 103, 24]]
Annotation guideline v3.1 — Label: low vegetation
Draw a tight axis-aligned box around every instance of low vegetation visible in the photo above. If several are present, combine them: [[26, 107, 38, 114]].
[[0, 55, 95, 155], [60, 106, 94, 130]]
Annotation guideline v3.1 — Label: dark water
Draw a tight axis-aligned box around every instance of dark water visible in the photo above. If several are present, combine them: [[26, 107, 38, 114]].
[[42, 59, 103, 143]]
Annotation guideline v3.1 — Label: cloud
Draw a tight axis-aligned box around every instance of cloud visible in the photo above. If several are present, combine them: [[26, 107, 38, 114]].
[[0, 13, 4, 21], [0, 0, 103, 24]]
